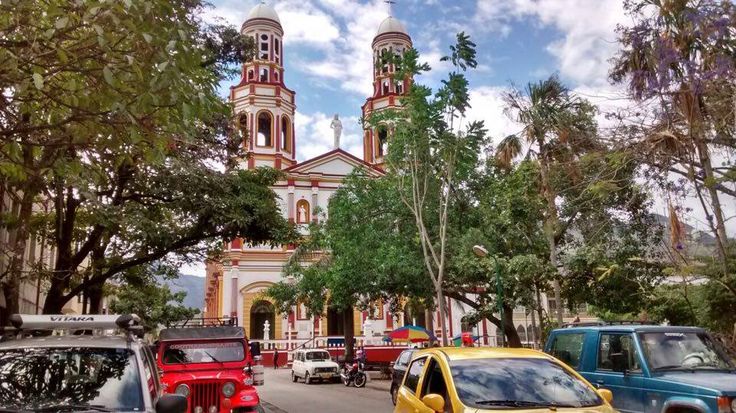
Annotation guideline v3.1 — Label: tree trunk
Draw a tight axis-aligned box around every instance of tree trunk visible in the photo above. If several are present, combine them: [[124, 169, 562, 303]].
[[503, 304, 522, 348], [342, 307, 355, 364], [87, 282, 105, 314], [1, 189, 35, 325], [424, 308, 434, 335], [436, 289, 449, 346], [539, 151, 563, 325], [693, 138, 729, 269]]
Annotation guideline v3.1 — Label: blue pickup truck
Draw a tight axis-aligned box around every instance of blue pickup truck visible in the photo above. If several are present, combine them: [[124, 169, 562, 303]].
[[545, 324, 736, 413]]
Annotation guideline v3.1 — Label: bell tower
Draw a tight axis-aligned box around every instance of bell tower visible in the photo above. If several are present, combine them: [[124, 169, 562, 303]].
[[231, 2, 296, 170], [361, 15, 412, 169]]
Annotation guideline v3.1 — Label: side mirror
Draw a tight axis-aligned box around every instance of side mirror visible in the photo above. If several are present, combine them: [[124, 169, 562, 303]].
[[421, 394, 445, 413], [610, 353, 627, 373], [156, 394, 187, 413], [598, 389, 613, 404]]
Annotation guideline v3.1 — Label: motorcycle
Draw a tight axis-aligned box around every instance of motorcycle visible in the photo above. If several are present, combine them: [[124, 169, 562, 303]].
[[340, 361, 367, 388]]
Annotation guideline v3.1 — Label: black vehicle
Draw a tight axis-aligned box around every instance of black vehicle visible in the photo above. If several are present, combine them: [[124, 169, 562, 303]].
[[389, 349, 417, 405], [340, 361, 367, 388]]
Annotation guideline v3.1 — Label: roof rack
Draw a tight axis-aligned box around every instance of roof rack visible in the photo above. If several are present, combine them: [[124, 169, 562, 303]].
[[561, 320, 653, 328], [5, 314, 143, 339], [167, 316, 238, 329]]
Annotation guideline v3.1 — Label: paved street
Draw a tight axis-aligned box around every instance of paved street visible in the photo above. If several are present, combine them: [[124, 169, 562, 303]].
[[259, 368, 394, 413]]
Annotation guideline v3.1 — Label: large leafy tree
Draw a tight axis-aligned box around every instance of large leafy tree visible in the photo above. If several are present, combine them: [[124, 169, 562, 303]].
[[0, 0, 291, 320], [268, 173, 429, 361], [496, 75, 598, 324], [373, 33, 486, 345], [609, 0, 736, 269]]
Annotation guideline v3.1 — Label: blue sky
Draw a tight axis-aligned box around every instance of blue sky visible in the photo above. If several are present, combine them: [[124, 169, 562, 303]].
[[179, 0, 734, 277]]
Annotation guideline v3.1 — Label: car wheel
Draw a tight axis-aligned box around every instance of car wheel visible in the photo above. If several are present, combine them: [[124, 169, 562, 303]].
[[304, 372, 311, 384], [391, 385, 398, 405], [291, 370, 297, 382]]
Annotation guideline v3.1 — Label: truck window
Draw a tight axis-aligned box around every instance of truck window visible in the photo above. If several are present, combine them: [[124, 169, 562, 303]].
[[550, 333, 585, 368], [403, 357, 426, 393], [597, 333, 641, 372]]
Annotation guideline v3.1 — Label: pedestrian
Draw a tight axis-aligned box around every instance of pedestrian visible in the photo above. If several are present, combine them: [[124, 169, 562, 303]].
[[273, 347, 279, 369]]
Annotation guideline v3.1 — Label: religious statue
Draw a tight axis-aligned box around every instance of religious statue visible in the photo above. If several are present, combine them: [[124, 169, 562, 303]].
[[263, 320, 270, 341], [298, 204, 307, 223], [330, 113, 342, 149]]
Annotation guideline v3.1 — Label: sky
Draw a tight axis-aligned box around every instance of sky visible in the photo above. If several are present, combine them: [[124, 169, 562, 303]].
[[181, 0, 735, 276]]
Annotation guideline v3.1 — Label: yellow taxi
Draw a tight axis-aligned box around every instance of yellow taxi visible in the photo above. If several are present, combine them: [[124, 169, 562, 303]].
[[394, 347, 615, 413]]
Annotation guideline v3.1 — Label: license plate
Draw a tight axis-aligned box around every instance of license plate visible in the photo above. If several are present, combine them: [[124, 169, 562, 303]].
[[320, 373, 333, 378]]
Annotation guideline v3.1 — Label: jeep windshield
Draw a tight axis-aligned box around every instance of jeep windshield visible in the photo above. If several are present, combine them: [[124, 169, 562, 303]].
[[163, 340, 245, 364], [0, 347, 144, 412], [306, 351, 331, 361], [451, 358, 603, 410], [639, 332, 734, 371]]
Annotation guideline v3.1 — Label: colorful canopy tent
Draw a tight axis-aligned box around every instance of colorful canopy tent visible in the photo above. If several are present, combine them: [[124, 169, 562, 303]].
[[384, 325, 436, 343]]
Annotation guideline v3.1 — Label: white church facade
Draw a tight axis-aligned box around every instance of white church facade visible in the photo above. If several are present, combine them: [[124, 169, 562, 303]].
[[203, 3, 586, 348]]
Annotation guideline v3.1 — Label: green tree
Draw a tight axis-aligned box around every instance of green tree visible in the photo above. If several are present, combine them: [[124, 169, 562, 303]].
[[108, 265, 200, 331], [496, 75, 598, 324], [373, 33, 486, 345]]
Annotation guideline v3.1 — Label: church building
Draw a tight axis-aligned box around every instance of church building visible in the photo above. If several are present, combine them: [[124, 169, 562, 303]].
[[203, 3, 575, 347]]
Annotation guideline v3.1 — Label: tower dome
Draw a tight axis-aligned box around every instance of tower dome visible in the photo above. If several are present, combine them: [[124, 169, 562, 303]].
[[244, 3, 281, 27], [376, 16, 407, 36]]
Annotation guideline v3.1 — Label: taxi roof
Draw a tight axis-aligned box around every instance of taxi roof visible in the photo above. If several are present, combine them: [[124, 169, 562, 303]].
[[0, 334, 139, 350], [417, 347, 550, 361]]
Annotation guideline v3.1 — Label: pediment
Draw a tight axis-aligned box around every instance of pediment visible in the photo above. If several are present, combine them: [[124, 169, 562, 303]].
[[284, 149, 384, 178]]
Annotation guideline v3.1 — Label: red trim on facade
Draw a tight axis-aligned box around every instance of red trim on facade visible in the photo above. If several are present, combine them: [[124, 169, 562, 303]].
[[231, 259, 239, 266], [287, 179, 295, 186], [231, 238, 242, 249], [310, 180, 320, 187], [247, 156, 255, 169]]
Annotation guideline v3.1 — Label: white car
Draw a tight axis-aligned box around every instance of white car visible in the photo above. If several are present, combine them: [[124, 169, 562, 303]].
[[291, 349, 340, 384]]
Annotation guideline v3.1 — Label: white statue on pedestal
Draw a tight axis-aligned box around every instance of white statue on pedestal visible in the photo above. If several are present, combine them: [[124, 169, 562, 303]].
[[298, 204, 307, 223], [330, 114, 342, 149], [263, 320, 270, 341]]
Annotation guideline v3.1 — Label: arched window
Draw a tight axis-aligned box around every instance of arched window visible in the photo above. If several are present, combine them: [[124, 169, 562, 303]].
[[247, 69, 254, 81], [257, 111, 273, 146], [259, 68, 269, 82], [377, 127, 388, 157], [517, 325, 527, 343], [395, 80, 404, 94], [260, 33, 269, 60], [237, 113, 248, 143], [274, 71, 279, 82], [382, 79, 390, 95], [281, 116, 290, 152], [296, 199, 310, 224], [381, 48, 389, 73]]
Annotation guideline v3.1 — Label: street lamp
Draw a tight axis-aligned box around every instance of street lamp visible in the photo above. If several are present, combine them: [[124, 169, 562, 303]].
[[473, 245, 505, 347]]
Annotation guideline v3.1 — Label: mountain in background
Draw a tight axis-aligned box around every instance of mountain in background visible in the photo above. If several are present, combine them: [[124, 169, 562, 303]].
[[161, 274, 205, 310]]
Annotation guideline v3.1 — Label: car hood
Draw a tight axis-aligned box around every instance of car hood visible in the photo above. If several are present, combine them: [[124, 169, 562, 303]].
[[652, 371, 736, 394], [306, 360, 339, 368], [469, 406, 615, 413]]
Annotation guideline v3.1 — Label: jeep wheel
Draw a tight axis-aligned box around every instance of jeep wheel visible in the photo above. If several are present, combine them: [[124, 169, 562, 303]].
[[391, 385, 398, 405], [304, 372, 311, 384], [291, 371, 297, 383]]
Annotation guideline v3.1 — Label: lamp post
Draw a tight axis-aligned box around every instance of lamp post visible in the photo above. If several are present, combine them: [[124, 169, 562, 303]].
[[473, 245, 505, 347]]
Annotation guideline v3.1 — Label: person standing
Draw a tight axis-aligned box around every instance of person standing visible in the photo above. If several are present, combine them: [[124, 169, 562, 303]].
[[273, 348, 280, 369]]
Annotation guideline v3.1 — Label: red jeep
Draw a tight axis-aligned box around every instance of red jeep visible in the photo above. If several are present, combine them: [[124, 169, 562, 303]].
[[157, 320, 261, 413]]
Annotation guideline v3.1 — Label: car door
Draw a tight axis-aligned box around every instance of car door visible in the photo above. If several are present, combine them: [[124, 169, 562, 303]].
[[586, 332, 645, 413], [395, 355, 433, 413], [293, 351, 303, 377], [418, 356, 454, 413]]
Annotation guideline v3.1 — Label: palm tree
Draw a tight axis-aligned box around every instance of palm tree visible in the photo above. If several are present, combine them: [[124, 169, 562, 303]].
[[497, 75, 597, 324]]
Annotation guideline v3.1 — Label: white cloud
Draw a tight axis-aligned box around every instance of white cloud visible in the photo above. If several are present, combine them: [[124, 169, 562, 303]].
[[466, 86, 520, 146], [475, 0, 626, 87]]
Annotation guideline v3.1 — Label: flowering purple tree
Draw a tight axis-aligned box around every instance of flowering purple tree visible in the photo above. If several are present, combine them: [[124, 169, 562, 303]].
[[610, 0, 736, 268]]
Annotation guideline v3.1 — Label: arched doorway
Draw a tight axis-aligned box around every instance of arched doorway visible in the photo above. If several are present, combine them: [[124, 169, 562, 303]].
[[250, 300, 275, 340], [403, 302, 426, 329], [326, 307, 345, 336]]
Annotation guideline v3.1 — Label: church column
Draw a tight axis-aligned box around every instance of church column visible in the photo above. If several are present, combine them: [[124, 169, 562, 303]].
[[311, 182, 318, 222], [287, 183, 295, 223], [221, 263, 233, 319]]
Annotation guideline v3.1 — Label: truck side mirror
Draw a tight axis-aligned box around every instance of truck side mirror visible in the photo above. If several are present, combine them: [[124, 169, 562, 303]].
[[156, 394, 187, 413], [610, 353, 627, 373]]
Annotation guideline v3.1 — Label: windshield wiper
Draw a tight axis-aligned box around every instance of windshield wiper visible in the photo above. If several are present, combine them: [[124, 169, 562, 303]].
[[203, 350, 223, 365], [475, 400, 577, 408], [34, 404, 113, 412], [653, 364, 687, 371]]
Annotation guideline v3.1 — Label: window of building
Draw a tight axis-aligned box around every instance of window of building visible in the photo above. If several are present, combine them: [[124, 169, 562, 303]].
[[247, 69, 254, 81], [274, 71, 279, 82], [381, 48, 389, 73], [257, 111, 272, 146], [260, 67, 269, 82], [395, 80, 403, 94], [382, 79, 390, 95], [275, 39, 280, 54], [281, 116, 290, 152], [377, 127, 388, 157], [549, 333, 585, 368]]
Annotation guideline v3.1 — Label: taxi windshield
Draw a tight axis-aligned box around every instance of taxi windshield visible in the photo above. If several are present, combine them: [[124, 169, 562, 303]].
[[163, 340, 245, 364], [639, 332, 733, 371], [450, 358, 603, 409], [0, 347, 144, 412], [306, 351, 330, 361]]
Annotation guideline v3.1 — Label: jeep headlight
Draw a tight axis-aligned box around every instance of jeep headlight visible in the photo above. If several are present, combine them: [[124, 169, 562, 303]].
[[175, 384, 190, 397], [222, 382, 236, 397]]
